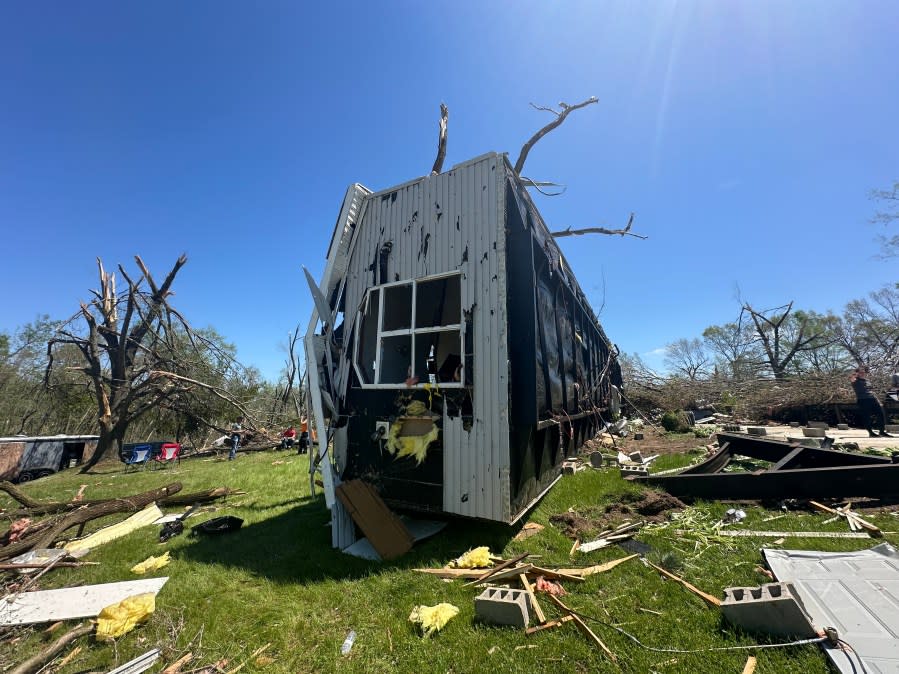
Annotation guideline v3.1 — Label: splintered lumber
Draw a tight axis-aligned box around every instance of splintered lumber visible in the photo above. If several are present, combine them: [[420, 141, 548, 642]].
[[519, 573, 546, 623], [809, 501, 882, 537], [712, 530, 874, 539], [158, 487, 245, 508], [546, 595, 616, 662], [525, 615, 573, 635], [646, 560, 721, 608], [741, 655, 757, 674], [528, 566, 585, 583], [556, 553, 640, 578], [0, 483, 183, 560], [160, 652, 193, 674], [9, 622, 93, 674], [464, 553, 529, 587]]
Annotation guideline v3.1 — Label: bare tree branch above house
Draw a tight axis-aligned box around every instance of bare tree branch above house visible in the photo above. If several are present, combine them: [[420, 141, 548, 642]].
[[551, 213, 647, 240], [513, 97, 598, 175]]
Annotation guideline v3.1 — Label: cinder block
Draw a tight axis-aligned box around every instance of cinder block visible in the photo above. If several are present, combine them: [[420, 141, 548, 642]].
[[788, 421, 801, 428], [836, 423, 849, 431], [620, 465, 649, 478], [802, 427, 826, 438], [747, 427, 767, 436], [886, 424, 899, 433], [723, 424, 741, 432], [807, 421, 829, 429], [721, 583, 816, 638], [475, 587, 530, 627]]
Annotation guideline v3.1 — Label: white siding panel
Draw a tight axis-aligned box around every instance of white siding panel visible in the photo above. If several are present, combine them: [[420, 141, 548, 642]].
[[342, 153, 512, 522]]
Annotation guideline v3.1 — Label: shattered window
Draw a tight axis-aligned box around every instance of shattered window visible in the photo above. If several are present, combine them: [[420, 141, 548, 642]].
[[354, 273, 465, 388]]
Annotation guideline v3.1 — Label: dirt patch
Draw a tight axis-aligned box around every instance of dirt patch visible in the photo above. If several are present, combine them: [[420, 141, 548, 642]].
[[551, 491, 687, 540]]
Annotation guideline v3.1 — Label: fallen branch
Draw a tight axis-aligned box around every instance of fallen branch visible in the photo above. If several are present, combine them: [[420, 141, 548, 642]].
[[0, 483, 182, 560], [10, 622, 93, 674]]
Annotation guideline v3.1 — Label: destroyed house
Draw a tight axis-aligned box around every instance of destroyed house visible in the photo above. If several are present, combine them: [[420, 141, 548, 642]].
[[307, 152, 622, 532]]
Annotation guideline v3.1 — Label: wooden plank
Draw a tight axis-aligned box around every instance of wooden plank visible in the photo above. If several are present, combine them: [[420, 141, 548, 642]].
[[463, 553, 528, 587], [525, 615, 572, 635], [0, 577, 168, 626], [335, 480, 413, 560], [809, 500, 881, 536], [556, 554, 639, 578], [741, 655, 757, 674], [519, 573, 546, 624], [527, 566, 585, 583], [645, 561, 720, 608], [688, 530, 877, 539], [546, 595, 616, 662]]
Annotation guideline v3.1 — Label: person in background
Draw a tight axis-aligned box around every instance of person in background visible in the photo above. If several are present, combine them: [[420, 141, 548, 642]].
[[229, 418, 243, 460], [850, 366, 892, 438], [281, 425, 297, 449], [887, 367, 899, 402], [298, 417, 309, 455]]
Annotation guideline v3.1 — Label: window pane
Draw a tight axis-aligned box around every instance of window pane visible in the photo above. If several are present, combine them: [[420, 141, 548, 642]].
[[415, 331, 462, 383], [416, 276, 461, 328], [356, 290, 379, 384], [379, 335, 412, 384], [382, 284, 412, 331]]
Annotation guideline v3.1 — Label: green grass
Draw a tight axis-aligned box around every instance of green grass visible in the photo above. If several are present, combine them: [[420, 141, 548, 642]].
[[3, 449, 897, 674]]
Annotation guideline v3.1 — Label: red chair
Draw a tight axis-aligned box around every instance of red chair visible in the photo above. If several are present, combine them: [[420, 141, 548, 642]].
[[153, 442, 181, 468]]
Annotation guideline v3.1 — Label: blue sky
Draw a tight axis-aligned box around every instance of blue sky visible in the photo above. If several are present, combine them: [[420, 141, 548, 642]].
[[1, 1, 897, 380]]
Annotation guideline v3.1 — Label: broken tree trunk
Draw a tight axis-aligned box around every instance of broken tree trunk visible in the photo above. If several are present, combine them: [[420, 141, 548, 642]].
[[513, 97, 598, 175], [0, 483, 182, 560], [431, 103, 449, 175]]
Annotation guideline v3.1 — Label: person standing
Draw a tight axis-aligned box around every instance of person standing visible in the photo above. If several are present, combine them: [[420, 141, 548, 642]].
[[850, 366, 892, 438], [298, 417, 309, 455], [229, 418, 243, 460]]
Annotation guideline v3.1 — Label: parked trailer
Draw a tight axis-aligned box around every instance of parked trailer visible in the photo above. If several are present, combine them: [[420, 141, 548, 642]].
[[0, 435, 99, 483], [306, 152, 622, 548]]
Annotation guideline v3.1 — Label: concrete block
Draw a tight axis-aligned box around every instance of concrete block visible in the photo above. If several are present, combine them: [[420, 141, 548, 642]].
[[787, 437, 822, 447], [807, 421, 829, 429], [788, 421, 801, 428], [475, 587, 530, 627], [836, 423, 849, 431], [723, 424, 741, 432], [802, 427, 826, 438], [887, 424, 899, 433], [620, 465, 649, 478], [747, 427, 767, 436], [721, 583, 816, 638]]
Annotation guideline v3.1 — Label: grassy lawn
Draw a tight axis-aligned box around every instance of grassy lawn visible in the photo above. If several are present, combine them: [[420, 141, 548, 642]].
[[2, 445, 897, 674]]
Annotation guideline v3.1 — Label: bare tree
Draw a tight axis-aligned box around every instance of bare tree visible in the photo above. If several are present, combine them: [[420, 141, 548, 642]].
[[513, 97, 598, 175], [741, 301, 830, 379], [870, 180, 898, 258], [663, 338, 711, 381], [46, 256, 246, 471]]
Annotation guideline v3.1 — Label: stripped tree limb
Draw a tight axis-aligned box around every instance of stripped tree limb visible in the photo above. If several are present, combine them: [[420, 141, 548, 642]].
[[430, 103, 449, 175], [513, 97, 598, 175], [552, 213, 646, 240], [10, 622, 94, 674]]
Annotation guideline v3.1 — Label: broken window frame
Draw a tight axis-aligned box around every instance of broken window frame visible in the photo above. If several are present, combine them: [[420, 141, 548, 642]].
[[353, 271, 465, 389]]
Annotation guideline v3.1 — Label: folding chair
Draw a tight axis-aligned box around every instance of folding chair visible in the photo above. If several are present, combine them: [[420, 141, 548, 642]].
[[124, 444, 153, 471], [153, 443, 181, 469]]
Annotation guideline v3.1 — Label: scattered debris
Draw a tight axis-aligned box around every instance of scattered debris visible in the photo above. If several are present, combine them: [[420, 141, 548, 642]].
[[578, 521, 643, 553], [335, 480, 412, 560], [65, 503, 164, 554], [645, 560, 721, 607], [131, 551, 171, 574], [450, 546, 493, 569], [546, 594, 617, 662], [106, 648, 162, 674], [809, 500, 882, 537], [96, 592, 156, 640], [190, 516, 244, 537], [534, 576, 566, 597], [513, 522, 544, 542], [409, 603, 459, 636], [0, 577, 168, 626], [340, 630, 357, 655], [9, 622, 93, 674], [475, 587, 531, 627]]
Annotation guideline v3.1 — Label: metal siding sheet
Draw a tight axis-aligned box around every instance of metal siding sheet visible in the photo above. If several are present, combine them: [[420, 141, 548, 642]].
[[765, 544, 899, 673]]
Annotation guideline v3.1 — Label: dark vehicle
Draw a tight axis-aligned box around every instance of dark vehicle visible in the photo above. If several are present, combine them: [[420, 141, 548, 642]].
[[119, 441, 181, 467], [0, 435, 99, 483]]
